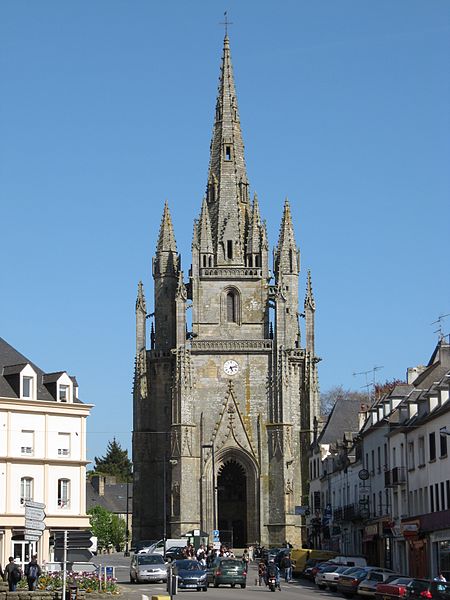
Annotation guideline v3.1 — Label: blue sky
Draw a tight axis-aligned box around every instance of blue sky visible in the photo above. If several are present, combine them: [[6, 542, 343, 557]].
[[1, 1, 449, 462]]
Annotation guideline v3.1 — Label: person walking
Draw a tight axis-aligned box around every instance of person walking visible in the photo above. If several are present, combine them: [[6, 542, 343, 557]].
[[5, 557, 22, 592], [25, 555, 41, 591], [281, 553, 293, 583]]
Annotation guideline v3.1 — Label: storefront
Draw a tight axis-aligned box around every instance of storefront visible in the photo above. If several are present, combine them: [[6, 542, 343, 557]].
[[401, 519, 428, 579]]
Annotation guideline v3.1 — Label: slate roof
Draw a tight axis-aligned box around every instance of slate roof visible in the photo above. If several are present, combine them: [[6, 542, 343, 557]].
[[0, 336, 83, 403], [86, 480, 132, 514], [317, 395, 363, 445]]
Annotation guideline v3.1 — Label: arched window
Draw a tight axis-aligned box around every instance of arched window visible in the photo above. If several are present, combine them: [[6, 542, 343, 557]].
[[20, 477, 33, 503], [227, 292, 236, 323], [58, 478, 70, 508]]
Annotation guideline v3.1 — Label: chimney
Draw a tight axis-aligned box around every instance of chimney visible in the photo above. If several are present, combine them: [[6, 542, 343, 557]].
[[407, 366, 426, 384], [91, 475, 105, 497]]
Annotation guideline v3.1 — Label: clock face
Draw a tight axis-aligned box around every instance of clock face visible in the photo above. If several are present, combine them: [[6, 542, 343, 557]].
[[223, 359, 239, 375]]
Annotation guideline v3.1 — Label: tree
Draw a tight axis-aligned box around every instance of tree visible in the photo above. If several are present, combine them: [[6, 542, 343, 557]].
[[320, 385, 367, 416], [374, 379, 406, 400], [87, 505, 112, 550], [93, 438, 132, 482], [87, 505, 126, 551]]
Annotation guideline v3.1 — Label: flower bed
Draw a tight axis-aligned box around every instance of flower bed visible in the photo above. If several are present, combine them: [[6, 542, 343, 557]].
[[17, 572, 120, 594]]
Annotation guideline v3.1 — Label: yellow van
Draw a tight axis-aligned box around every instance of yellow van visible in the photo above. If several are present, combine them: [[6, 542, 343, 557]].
[[291, 549, 338, 575]]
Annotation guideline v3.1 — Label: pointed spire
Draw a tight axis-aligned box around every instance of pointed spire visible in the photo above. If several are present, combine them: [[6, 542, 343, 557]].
[[206, 35, 249, 263], [304, 270, 316, 311], [246, 193, 262, 254], [157, 201, 177, 253], [135, 281, 147, 355], [275, 198, 299, 278], [198, 197, 214, 254], [136, 280, 146, 313], [277, 198, 296, 250]]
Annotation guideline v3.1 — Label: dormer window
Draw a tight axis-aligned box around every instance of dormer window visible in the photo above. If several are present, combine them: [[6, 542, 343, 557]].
[[19, 365, 37, 400], [59, 384, 70, 402], [23, 376, 33, 398]]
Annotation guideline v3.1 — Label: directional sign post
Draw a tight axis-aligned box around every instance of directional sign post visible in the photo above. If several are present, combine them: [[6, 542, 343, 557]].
[[24, 501, 46, 541]]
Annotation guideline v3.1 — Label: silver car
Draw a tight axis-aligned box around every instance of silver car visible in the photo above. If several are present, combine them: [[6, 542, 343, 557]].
[[130, 553, 167, 584]]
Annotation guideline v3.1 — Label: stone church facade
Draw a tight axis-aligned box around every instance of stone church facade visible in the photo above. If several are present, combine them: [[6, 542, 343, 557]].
[[132, 35, 320, 548]]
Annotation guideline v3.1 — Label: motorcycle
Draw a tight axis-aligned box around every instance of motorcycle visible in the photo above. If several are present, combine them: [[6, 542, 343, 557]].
[[268, 575, 277, 592]]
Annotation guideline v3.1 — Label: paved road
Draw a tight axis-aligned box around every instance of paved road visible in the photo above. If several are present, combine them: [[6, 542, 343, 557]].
[[91, 553, 336, 600]]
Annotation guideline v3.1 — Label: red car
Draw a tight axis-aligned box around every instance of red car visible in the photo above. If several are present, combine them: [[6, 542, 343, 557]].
[[375, 577, 414, 600]]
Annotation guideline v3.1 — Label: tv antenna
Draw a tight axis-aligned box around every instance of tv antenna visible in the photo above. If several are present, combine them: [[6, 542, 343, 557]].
[[353, 366, 384, 403], [431, 313, 450, 340]]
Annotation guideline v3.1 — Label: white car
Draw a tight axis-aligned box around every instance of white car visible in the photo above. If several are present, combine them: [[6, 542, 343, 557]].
[[316, 566, 361, 590]]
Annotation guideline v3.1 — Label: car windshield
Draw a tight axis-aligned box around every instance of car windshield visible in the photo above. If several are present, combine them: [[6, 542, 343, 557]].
[[138, 555, 164, 565], [367, 572, 385, 582], [389, 578, 413, 585], [177, 560, 201, 571]]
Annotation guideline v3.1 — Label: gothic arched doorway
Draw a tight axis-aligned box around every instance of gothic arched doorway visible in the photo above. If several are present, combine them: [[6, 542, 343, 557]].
[[217, 459, 247, 547]]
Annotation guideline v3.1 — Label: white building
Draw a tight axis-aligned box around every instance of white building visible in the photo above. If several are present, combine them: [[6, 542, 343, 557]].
[[387, 341, 450, 579], [0, 337, 93, 568]]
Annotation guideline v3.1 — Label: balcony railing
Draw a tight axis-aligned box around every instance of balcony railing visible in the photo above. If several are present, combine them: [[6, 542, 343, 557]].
[[386, 466, 407, 486]]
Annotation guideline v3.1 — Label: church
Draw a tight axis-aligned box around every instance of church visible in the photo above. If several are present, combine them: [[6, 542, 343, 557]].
[[132, 33, 320, 548]]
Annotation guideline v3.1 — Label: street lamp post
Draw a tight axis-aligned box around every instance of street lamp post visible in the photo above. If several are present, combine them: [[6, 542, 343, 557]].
[[124, 475, 132, 556], [202, 444, 217, 533]]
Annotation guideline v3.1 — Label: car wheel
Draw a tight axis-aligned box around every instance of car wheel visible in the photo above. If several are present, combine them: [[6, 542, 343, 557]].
[[203, 587, 207, 592], [318, 584, 326, 590]]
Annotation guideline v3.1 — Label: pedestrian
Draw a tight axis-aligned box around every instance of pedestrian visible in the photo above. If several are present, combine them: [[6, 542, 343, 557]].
[[25, 555, 41, 591], [5, 557, 22, 592], [242, 549, 249, 568], [258, 559, 267, 586], [281, 553, 293, 583]]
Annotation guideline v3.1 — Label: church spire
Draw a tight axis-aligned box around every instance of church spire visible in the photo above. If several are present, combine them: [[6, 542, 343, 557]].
[[206, 35, 250, 265]]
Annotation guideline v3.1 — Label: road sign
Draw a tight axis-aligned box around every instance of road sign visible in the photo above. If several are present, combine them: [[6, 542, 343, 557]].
[[212, 530, 219, 537], [25, 533, 41, 542], [25, 507, 45, 521], [24, 500, 45, 510], [25, 519, 46, 531]]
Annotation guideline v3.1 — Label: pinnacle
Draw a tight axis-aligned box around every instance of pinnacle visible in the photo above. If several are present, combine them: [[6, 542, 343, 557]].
[[157, 201, 177, 253], [305, 270, 316, 311], [136, 281, 146, 311]]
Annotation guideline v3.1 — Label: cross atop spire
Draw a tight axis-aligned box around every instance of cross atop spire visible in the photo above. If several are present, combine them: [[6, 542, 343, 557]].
[[220, 11, 233, 37]]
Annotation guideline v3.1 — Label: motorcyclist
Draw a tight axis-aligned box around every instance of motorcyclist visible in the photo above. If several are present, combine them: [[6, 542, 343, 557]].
[[266, 559, 281, 590]]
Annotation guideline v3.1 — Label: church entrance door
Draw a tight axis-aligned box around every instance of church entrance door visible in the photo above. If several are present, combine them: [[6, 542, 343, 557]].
[[217, 459, 247, 548]]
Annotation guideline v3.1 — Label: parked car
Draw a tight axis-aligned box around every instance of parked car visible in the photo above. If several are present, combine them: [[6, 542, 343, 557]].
[[165, 546, 186, 562], [172, 559, 208, 592], [374, 576, 414, 600], [406, 579, 450, 600], [338, 567, 376, 597], [358, 571, 397, 597], [311, 561, 341, 580], [207, 557, 247, 588], [318, 566, 360, 591], [130, 553, 167, 584], [303, 558, 330, 580]]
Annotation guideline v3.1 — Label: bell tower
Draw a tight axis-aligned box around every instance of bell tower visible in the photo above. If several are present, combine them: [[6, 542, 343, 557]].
[[132, 33, 320, 548]]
